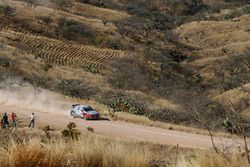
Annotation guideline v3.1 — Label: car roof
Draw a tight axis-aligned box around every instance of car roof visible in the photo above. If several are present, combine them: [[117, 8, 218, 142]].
[[73, 104, 90, 108]]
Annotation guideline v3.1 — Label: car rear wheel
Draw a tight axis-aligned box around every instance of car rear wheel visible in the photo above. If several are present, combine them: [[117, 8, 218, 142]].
[[71, 111, 76, 118]]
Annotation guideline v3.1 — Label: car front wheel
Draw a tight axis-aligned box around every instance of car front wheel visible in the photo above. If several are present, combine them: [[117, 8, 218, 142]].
[[71, 111, 76, 118]]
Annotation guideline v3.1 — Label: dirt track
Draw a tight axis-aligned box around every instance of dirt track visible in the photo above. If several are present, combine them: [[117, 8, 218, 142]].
[[0, 105, 245, 150]]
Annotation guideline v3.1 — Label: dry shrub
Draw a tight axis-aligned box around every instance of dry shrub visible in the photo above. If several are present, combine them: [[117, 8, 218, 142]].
[[72, 135, 148, 167], [43, 141, 69, 167], [0, 128, 248, 167], [9, 141, 46, 167], [177, 151, 249, 167], [195, 152, 248, 167], [103, 143, 147, 167], [108, 56, 150, 91], [0, 156, 9, 167], [0, 5, 15, 16], [0, 134, 149, 167], [58, 79, 99, 99], [7, 140, 69, 167], [72, 138, 104, 167]]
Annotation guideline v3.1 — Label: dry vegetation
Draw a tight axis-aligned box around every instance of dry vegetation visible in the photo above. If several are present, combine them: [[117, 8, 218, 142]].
[[0, 0, 250, 166], [0, 127, 149, 167], [0, 123, 248, 167], [111, 112, 236, 137], [0, 0, 249, 136]]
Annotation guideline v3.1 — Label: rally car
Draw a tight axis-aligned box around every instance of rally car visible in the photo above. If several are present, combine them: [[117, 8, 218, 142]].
[[70, 104, 99, 120]]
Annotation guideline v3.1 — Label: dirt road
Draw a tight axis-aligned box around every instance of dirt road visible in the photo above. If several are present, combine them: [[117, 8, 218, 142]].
[[0, 105, 245, 150]]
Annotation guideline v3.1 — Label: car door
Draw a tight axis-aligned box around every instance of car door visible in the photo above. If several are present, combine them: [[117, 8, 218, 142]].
[[82, 108, 87, 117], [76, 106, 83, 117]]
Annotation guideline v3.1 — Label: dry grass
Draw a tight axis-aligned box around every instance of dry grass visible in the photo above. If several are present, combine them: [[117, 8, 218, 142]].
[[4, 139, 69, 167], [2, 0, 114, 32], [71, 2, 129, 21], [188, 151, 248, 167], [1, 0, 248, 138], [0, 126, 248, 167], [72, 136, 148, 167], [0, 132, 149, 167], [112, 112, 236, 138], [0, 134, 249, 167]]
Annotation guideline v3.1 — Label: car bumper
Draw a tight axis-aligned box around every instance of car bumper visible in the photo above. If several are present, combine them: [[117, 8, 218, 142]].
[[86, 114, 99, 120]]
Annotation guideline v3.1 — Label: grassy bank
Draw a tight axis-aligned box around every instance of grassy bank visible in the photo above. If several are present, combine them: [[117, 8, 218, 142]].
[[0, 125, 248, 167]]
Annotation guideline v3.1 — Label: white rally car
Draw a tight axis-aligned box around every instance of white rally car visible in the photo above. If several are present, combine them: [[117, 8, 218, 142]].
[[70, 104, 99, 120]]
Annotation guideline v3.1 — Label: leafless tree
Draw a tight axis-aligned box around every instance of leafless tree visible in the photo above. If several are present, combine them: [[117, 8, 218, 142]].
[[189, 106, 233, 162], [192, 107, 222, 154], [222, 99, 250, 165]]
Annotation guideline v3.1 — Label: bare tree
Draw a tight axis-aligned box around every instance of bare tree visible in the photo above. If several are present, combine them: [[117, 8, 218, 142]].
[[190, 106, 233, 162], [192, 107, 222, 155], [222, 99, 250, 165]]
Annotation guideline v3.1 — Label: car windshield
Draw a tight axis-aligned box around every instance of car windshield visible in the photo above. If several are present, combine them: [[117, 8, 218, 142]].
[[83, 107, 94, 112]]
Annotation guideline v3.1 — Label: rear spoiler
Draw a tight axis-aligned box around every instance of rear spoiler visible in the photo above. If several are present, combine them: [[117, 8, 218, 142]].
[[72, 104, 80, 108]]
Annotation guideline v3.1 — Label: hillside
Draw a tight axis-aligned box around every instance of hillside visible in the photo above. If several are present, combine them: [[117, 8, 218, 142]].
[[0, 0, 249, 130]]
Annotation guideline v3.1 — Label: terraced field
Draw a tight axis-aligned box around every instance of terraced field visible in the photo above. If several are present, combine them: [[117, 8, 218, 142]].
[[0, 29, 124, 68]]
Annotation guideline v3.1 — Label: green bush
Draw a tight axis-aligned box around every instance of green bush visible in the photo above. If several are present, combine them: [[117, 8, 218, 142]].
[[241, 5, 250, 13], [0, 57, 12, 68], [112, 81, 124, 89], [224, 6, 250, 20], [57, 18, 94, 41], [172, 0, 208, 15], [86, 65, 99, 74], [38, 16, 53, 24], [0, 5, 15, 16], [59, 19, 83, 33], [106, 96, 145, 115]]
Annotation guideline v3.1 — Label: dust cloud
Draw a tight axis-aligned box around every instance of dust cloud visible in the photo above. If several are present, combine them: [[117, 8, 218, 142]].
[[0, 79, 72, 116]]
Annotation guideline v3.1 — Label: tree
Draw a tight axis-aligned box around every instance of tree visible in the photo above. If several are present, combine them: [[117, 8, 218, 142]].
[[51, 0, 72, 11], [0, 5, 16, 16], [24, 0, 38, 8], [222, 99, 250, 165], [192, 98, 250, 165], [191, 107, 229, 157]]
